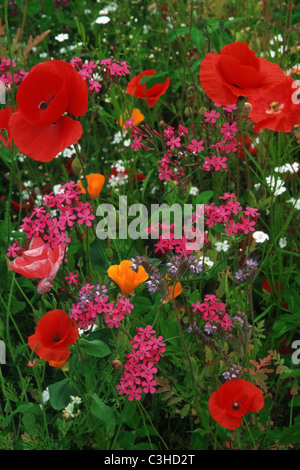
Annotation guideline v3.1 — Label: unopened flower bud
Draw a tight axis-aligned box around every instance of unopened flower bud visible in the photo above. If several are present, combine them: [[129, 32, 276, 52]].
[[111, 359, 122, 370], [184, 106, 193, 117], [71, 157, 82, 176]]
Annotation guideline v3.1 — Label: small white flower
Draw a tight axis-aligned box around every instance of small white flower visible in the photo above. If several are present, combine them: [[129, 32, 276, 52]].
[[70, 396, 82, 405], [203, 256, 214, 267], [279, 237, 287, 249], [95, 16, 110, 24], [253, 231, 269, 243], [214, 240, 230, 252], [266, 175, 286, 196], [55, 33, 69, 42], [189, 186, 199, 196], [274, 162, 299, 174], [287, 198, 300, 210]]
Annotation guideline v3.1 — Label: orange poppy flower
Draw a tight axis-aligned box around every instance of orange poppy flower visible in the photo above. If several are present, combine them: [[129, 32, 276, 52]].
[[77, 173, 105, 198], [164, 275, 182, 303], [118, 108, 145, 128], [107, 259, 148, 295]]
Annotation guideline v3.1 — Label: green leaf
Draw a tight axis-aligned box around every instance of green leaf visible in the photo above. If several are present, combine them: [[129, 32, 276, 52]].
[[121, 399, 137, 424], [279, 423, 300, 445], [131, 296, 152, 315], [79, 338, 111, 358], [117, 431, 136, 449], [89, 237, 110, 274], [48, 378, 78, 410], [89, 394, 115, 433], [0, 403, 33, 428], [160, 319, 180, 347], [195, 190, 213, 205], [191, 28, 205, 51], [284, 287, 300, 314]]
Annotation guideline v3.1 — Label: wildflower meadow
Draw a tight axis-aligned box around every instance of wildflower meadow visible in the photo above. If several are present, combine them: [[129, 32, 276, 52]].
[[0, 0, 300, 454]]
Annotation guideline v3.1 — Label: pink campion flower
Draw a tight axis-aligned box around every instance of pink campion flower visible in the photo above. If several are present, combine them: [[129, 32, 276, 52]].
[[104, 297, 134, 328], [65, 272, 78, 285], [163, 126, 175, 139], [221, 139, 238, 154], [158, 166, 173, 181], [192, 294, 233, 331], [225, 219, 240, 237], [166, 135, 181, 150], [202, 155, 227, 171], [77, 208, 95, 226], [79, 283, 95, 295], [178, 124, 188, 136], [238, 217, 256, 235], [124, 117, 135, 129], [222, 103, 237, 112], [187, 139, 204, 153], [88, 80, 102, 93], [204, 109, 220, 124], [7, 241, 22, 258], [244, 207, 260, 218], [10, 237, 65, 294], [220, 122, 238, 140], [219, 192, 236, 200], [131, 136, 143, 151]]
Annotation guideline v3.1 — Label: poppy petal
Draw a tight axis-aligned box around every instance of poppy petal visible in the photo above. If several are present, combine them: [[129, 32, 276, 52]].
[[9, 111, 83, 162]]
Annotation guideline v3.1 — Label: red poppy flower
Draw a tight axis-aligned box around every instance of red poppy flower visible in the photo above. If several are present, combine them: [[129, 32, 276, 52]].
[[126, 70, 170, 108], [247, 76, 300, 133], [10, 237, 65, 294], [28, 309, 79, 363], [208, 378, 264, 430], [8, 60, 88, 162], [199, 42, 286, 105], [0, 106, 13, 148]]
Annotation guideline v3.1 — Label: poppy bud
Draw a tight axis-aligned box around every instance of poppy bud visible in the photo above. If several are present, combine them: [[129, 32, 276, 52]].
[[71, 157, 82, 176], [111, 359, 122, 370], [184, 106, 193, 117]]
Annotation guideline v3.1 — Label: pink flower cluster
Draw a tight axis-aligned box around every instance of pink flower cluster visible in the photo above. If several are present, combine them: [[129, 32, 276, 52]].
[[146, 222, 205, 258], [70, 283, 134, 331], [0, 57, 28, 87], [7, 181, 95, 255], [191, 294, 233, 331], [116, 325, 165, 401], [129, 104, 240, 183], [70, 57, 130, 95], [203, 193, 260, 237]]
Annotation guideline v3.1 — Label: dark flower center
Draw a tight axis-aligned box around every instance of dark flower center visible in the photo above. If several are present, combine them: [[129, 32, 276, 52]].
[[39, 101, 49, 110], [52, 333, 61, 342], [38, 93, 55, 111], [232, 401, 241, 410]]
